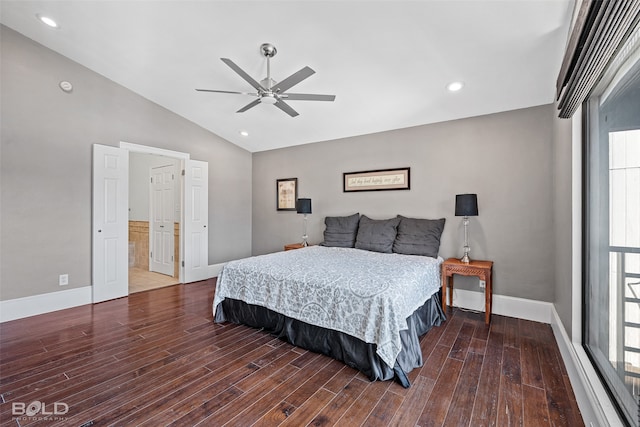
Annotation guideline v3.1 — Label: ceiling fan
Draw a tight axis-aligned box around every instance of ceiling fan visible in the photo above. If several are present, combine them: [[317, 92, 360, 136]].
[[196, 43, 335, 117]]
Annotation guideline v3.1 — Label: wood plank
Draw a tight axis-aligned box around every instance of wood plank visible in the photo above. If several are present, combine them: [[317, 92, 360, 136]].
[[278, 388, 335, 426], [523, 384, 551, 426], [322, 365, 359, 394], [333, 381, 388, 426], [437, 314, 464, 348], [538, 341, 583, 426], [449, 321, 475, 360], [469, 324, 504, 426], [503, 316, 520, 349], [416, 356, 464, 426], [469, 337, 487, 355], [496, 346, 523, 426], [252, 401, 298, 427], [420, 318, 446, 357], [443, 351, 484, 425], [284, 358, 344, 407], [520, 335, 544, 389], [363, 389, 405, 426], [388, 375, 434, 426], [307, 377, 369, 426], [419, 344, 450, 381]]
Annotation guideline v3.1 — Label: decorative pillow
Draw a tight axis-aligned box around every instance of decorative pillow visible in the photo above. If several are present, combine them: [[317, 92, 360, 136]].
[[321, 213, 360, 247], [355, 215, 401, 253], [393, 215, 446, 258]]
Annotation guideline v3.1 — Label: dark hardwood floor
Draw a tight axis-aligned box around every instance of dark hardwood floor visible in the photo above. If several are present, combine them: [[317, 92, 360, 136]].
[[0, 279, 583, 426]]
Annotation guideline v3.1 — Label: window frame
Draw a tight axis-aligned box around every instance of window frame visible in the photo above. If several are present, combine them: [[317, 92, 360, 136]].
[[581, 44, 640, 427]]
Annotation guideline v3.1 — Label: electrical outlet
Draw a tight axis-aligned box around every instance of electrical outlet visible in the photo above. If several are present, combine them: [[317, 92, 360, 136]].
[[59, 274, 69, 286], [479, 280, 486, 289]]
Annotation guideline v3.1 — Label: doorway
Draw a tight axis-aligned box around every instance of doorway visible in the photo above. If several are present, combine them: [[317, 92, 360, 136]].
[[128, 153, 180, 293], [92, 142, 209, 303]]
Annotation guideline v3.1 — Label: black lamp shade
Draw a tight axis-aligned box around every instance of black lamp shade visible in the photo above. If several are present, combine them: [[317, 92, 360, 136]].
[[455, 194, 478, 216], [296, 198, 312, 214]]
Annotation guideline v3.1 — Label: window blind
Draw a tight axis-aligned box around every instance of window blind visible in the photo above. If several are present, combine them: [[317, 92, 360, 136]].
[[556, 0, 640, 118]]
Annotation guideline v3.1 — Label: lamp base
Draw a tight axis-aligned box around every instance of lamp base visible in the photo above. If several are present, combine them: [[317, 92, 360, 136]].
[[460, 245, 471, 264], [301, 214, 308, 247], [460, 217, 471, 263]]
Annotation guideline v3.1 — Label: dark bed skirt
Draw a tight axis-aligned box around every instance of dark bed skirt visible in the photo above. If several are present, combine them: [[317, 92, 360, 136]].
[[214, 291, 445, 388]]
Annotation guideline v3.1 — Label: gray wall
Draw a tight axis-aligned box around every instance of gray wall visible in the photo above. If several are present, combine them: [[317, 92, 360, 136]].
[[253, 104, 556, 302], [552, 108, 574, 336], [129, 153, 181, 221], [0, 26, 252, 301]]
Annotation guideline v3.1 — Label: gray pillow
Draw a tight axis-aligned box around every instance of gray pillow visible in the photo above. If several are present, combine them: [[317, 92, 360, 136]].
[[355, 215, 400, 253], [393, 215, 445, 258], [321, 213, 360, 247]]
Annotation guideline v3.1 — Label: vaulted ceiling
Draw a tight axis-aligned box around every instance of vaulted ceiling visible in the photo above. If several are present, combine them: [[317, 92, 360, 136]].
[[0, 1, 574, 152]]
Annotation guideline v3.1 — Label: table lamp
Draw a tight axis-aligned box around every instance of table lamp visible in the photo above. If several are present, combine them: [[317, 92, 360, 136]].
[[296, 198, 312, 246], [455, 194, 478, 263]]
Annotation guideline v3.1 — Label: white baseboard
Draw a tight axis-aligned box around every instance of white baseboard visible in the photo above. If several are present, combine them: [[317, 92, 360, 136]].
[[0, 286, 92, 323], [1, 263, 227, 323], [550, 305, 624, 427], [447, 288, 553, 324], [209, 262, 225, 278]]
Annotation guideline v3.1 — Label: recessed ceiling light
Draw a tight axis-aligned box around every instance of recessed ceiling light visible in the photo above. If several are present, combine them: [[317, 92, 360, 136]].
[[239, 131, 249, 137], [447, 81, 464, 92], [37, 14, 59, 28]]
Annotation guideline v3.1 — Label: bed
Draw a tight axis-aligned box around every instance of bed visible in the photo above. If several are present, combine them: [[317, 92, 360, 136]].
[[212, 214, 447, 387]]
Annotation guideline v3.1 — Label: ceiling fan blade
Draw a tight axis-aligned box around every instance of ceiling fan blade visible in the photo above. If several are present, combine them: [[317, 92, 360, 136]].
[[282, 93, 336, 102], [272, 66, 315, 93], [221, 58, 266, 91], [196, 89, 258, 96], [274, 100, 299, 117], [236, 98, 261, 113]]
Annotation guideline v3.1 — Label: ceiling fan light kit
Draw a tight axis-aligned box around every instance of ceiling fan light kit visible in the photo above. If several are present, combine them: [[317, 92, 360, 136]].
[[196, 43, 335, 117], [260, 93, 278, 105]]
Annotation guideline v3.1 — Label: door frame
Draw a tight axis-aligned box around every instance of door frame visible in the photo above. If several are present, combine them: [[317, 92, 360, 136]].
[[121, 141, 189, 283]]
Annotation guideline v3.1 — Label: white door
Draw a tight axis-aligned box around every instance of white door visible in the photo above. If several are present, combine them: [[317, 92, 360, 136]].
[[92, 144, 128, 303], [184, 160, 209, 283], [149, 165, 175, 277]]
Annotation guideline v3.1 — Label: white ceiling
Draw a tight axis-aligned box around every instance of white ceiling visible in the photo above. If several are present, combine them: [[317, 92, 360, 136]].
[[1, 1, 574, 152]]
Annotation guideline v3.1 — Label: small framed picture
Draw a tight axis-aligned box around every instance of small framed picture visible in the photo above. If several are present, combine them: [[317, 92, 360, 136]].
[[276, 178, 298, 211]]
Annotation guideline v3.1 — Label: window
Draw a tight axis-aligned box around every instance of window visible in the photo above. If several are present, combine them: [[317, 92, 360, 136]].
[[584, 29, 640, 426]]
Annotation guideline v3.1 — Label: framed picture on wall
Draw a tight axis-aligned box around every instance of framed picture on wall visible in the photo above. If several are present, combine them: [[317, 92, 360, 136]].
[[276, 178, 298, 211], [343, 167, 410, 192]]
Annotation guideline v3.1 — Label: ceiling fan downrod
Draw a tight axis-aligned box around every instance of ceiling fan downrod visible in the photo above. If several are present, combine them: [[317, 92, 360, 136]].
[[261, 43, 276, 91]]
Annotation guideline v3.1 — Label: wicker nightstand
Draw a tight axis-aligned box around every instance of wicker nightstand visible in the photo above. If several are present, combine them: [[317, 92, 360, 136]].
[[441, 258, 494, 324]]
